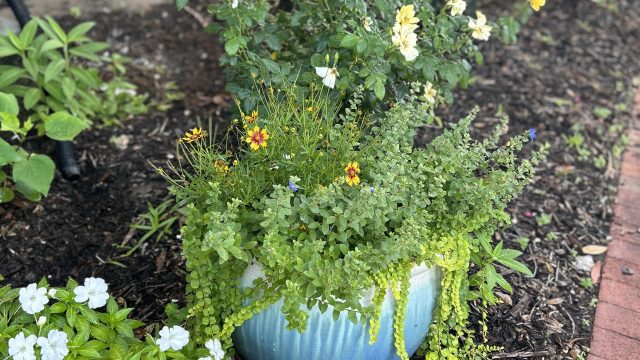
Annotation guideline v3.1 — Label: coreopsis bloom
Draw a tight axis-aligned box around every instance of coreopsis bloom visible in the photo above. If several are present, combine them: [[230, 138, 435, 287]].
[[37, 330, 69, 360], [396, 5, 419, 27], [344, 162, 361, 186], [423, 82, 437, 104], [182, 128, 206, 143], [18, 283, 48, 314], [213, 160, 229, 173], [315, 67, 339, 89], [529, 128, 537, 141], [231, 0, 238, 8], [447, 0, 466, 16], [157, 326, 190, 351], [245, 126, 269, 150], [244, 110, 258, 124], [392, 26, 419, 61], [363, 17, 373, 32], [74, 277, 109, 309], [8, 332, 37, 360], [468, 11, 492, 41], [205, 339, 225, 360], [530, 0, 545, 11]]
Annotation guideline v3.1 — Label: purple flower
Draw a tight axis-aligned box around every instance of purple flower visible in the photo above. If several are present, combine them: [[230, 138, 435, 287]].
[[288, 178, 298, 192], [528, 128, 536, 141]]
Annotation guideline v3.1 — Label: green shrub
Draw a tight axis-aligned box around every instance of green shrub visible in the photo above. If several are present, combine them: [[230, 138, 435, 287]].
[[162, 84, 546, 358]]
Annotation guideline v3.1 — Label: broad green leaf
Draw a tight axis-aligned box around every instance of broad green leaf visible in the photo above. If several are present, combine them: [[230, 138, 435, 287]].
[[69, 42, 109, 62], [13, 154, 55, 196], [15, 178, 43, 202], [0, 187, 14, 203], [373, 80, 385, 100], [44, 58, 66, 83], [24, 88, 42, 110], [0, 92, 19, 115], [0, 139, 22, 165], [0, 112, 22, 134], [22, 56, 39, 79], [0, 39, 19, 57], [44, 112, 87, 141], [485, 264, 497, 290], [40, 39, 64, 53], [46, 17, 68, 43], [225, 37, 245, 56], [61, 77, 76, 98], [7, 31, 24, 51], [496, 256, 533, 277], [0, 67, 26, 90]]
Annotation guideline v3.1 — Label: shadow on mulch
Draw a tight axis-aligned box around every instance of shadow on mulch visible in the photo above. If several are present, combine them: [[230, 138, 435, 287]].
[[1, 0, 640, 358]]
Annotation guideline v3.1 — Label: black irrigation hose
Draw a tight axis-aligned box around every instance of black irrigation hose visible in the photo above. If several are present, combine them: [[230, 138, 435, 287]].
[[6, 0, 81, 180]]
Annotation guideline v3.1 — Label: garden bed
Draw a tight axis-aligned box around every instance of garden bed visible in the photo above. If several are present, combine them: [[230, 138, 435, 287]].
[[1, 0, 640, 358]]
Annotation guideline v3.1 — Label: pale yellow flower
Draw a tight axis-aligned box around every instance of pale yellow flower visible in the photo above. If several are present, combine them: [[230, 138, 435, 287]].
[[447, 0, 466, 16], [395, 5, 419, 27], [315, 67, 339, 89], [363, 17, 373, 32], [468, 11, 492, 41], [423, 82, 437, 104], [392, 25, 419, 61]]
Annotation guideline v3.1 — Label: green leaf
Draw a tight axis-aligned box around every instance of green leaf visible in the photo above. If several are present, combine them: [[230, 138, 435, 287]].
[[225, 37, 244, 56], [49, 302, 68, 313], [0, 40, 19, 57], [44, 59, 66, 83], [22, 56, 39, 79], [0, 67, 26, 90], [68, 22, 95, 42], [339, 34, 359, 49], [496, 256, 533, 277], [19, 20, 38, 47], [485, 264, 497, 290], [0, 92, 19, 116], [0, 187, 14, 203], [46, 17, 68, 43], [61, 77, 76, 99], [13, 154, 55, 196], [373, 80, 385, 100], [40, 39, 65, 53], [24, 88, 42, 110], [176, 0, 190, 10], [44, 112, 87, 141], [7, 31, 24, 51], [69, 42, 109, 62], [14, 181, 42, 202]]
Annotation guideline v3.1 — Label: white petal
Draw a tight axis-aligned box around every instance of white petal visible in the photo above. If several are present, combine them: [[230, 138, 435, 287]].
[[157, 337, 171, 352], [73, 286, 89, 303], [231, 0, 238, 8], [322, 75, 336, 89], [315, 67, 329, 78]]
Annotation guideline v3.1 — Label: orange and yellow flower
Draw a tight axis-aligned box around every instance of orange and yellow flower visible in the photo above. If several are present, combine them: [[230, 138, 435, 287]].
[[244, 110, 259, 124], [246, 126, 269, 150], [529, 0, 546, 11], [181, 128, 206, 143], [344, 161, 361, 186]]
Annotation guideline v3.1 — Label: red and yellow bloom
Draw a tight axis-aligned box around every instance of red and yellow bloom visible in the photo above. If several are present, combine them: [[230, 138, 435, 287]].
[[244, 110, 259, 124], [344, 162, 361, 186], [246, 126, 269, 150], [181, 128, 206, 143]]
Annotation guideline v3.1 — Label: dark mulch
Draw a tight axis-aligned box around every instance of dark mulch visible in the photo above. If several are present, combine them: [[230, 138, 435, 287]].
[[1, 0, 639, 358]]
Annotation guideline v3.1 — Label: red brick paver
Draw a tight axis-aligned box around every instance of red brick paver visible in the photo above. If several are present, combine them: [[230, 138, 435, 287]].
[[589, 88, 640, 360]]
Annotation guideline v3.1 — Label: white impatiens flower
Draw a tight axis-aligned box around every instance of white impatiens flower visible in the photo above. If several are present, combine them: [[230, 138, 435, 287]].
[[157, 326, 190, 352], [447, 0, 466, 16], [363, 17, 373, 32], [8, 332, 37, 360], [205, 339, 225, 360], [423, 82, 437, 104], [468, 11, 492, 41], [315, 67, 339, 89], [18, 283, 49, 314], [231, 0, 238, 8], [37, 330, 69, 360], [74, 277, 109, 309], [47, 288, 57, 298], [37, 316, 47, 327], [392, 26, 419, 61]]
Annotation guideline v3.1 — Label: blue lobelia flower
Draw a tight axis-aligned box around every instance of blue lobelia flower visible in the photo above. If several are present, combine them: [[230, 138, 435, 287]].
[[528, 128, 536, 141], [288, 178, 298, 192]]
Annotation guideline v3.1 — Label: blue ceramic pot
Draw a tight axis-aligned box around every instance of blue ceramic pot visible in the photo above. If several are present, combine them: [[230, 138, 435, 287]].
[[233, 263, 441, 360]]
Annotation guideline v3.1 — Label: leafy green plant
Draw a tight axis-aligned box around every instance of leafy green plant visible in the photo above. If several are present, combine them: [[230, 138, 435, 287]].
[[536, 212, 551, 227], [0, 277, 220, 360], [200, 0, 523, 113], [0, 92, 84, 202], [119, 200, 182, 257], [161, 84, 545, 358]]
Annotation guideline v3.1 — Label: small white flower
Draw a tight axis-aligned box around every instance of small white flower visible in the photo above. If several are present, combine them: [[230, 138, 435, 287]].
[[18, 283, 49, 315], [37, 316, 47, 327], [37, 330, 69, 360], [8, 332, 37, 360], [447, 0, 466, 16], [423, 82, 437, 104], [157, 326, 190, 352], [315, 67, 339, 89], [47, 289, 57, 298], [392, 26, 419, 62], [363, 17, 373, 32], [468, 11, 492, 41], [205, 339, 225, 360], [231, 0, 238, 8], [74, 277, 109, 309]]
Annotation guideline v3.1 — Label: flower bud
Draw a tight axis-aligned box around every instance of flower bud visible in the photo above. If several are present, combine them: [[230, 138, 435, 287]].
[[37, 316, 46, 326]]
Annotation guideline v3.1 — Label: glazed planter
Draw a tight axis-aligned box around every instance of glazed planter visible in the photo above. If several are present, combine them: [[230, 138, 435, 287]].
[[233, 262, 441, 360]]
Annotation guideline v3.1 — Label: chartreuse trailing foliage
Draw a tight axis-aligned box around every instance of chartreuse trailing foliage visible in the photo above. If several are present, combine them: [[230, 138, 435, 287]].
[[162, 83, 546, 359]]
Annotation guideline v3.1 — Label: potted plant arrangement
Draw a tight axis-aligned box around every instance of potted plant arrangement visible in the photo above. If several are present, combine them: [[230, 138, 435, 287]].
[[161, 72, 544, 359]]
